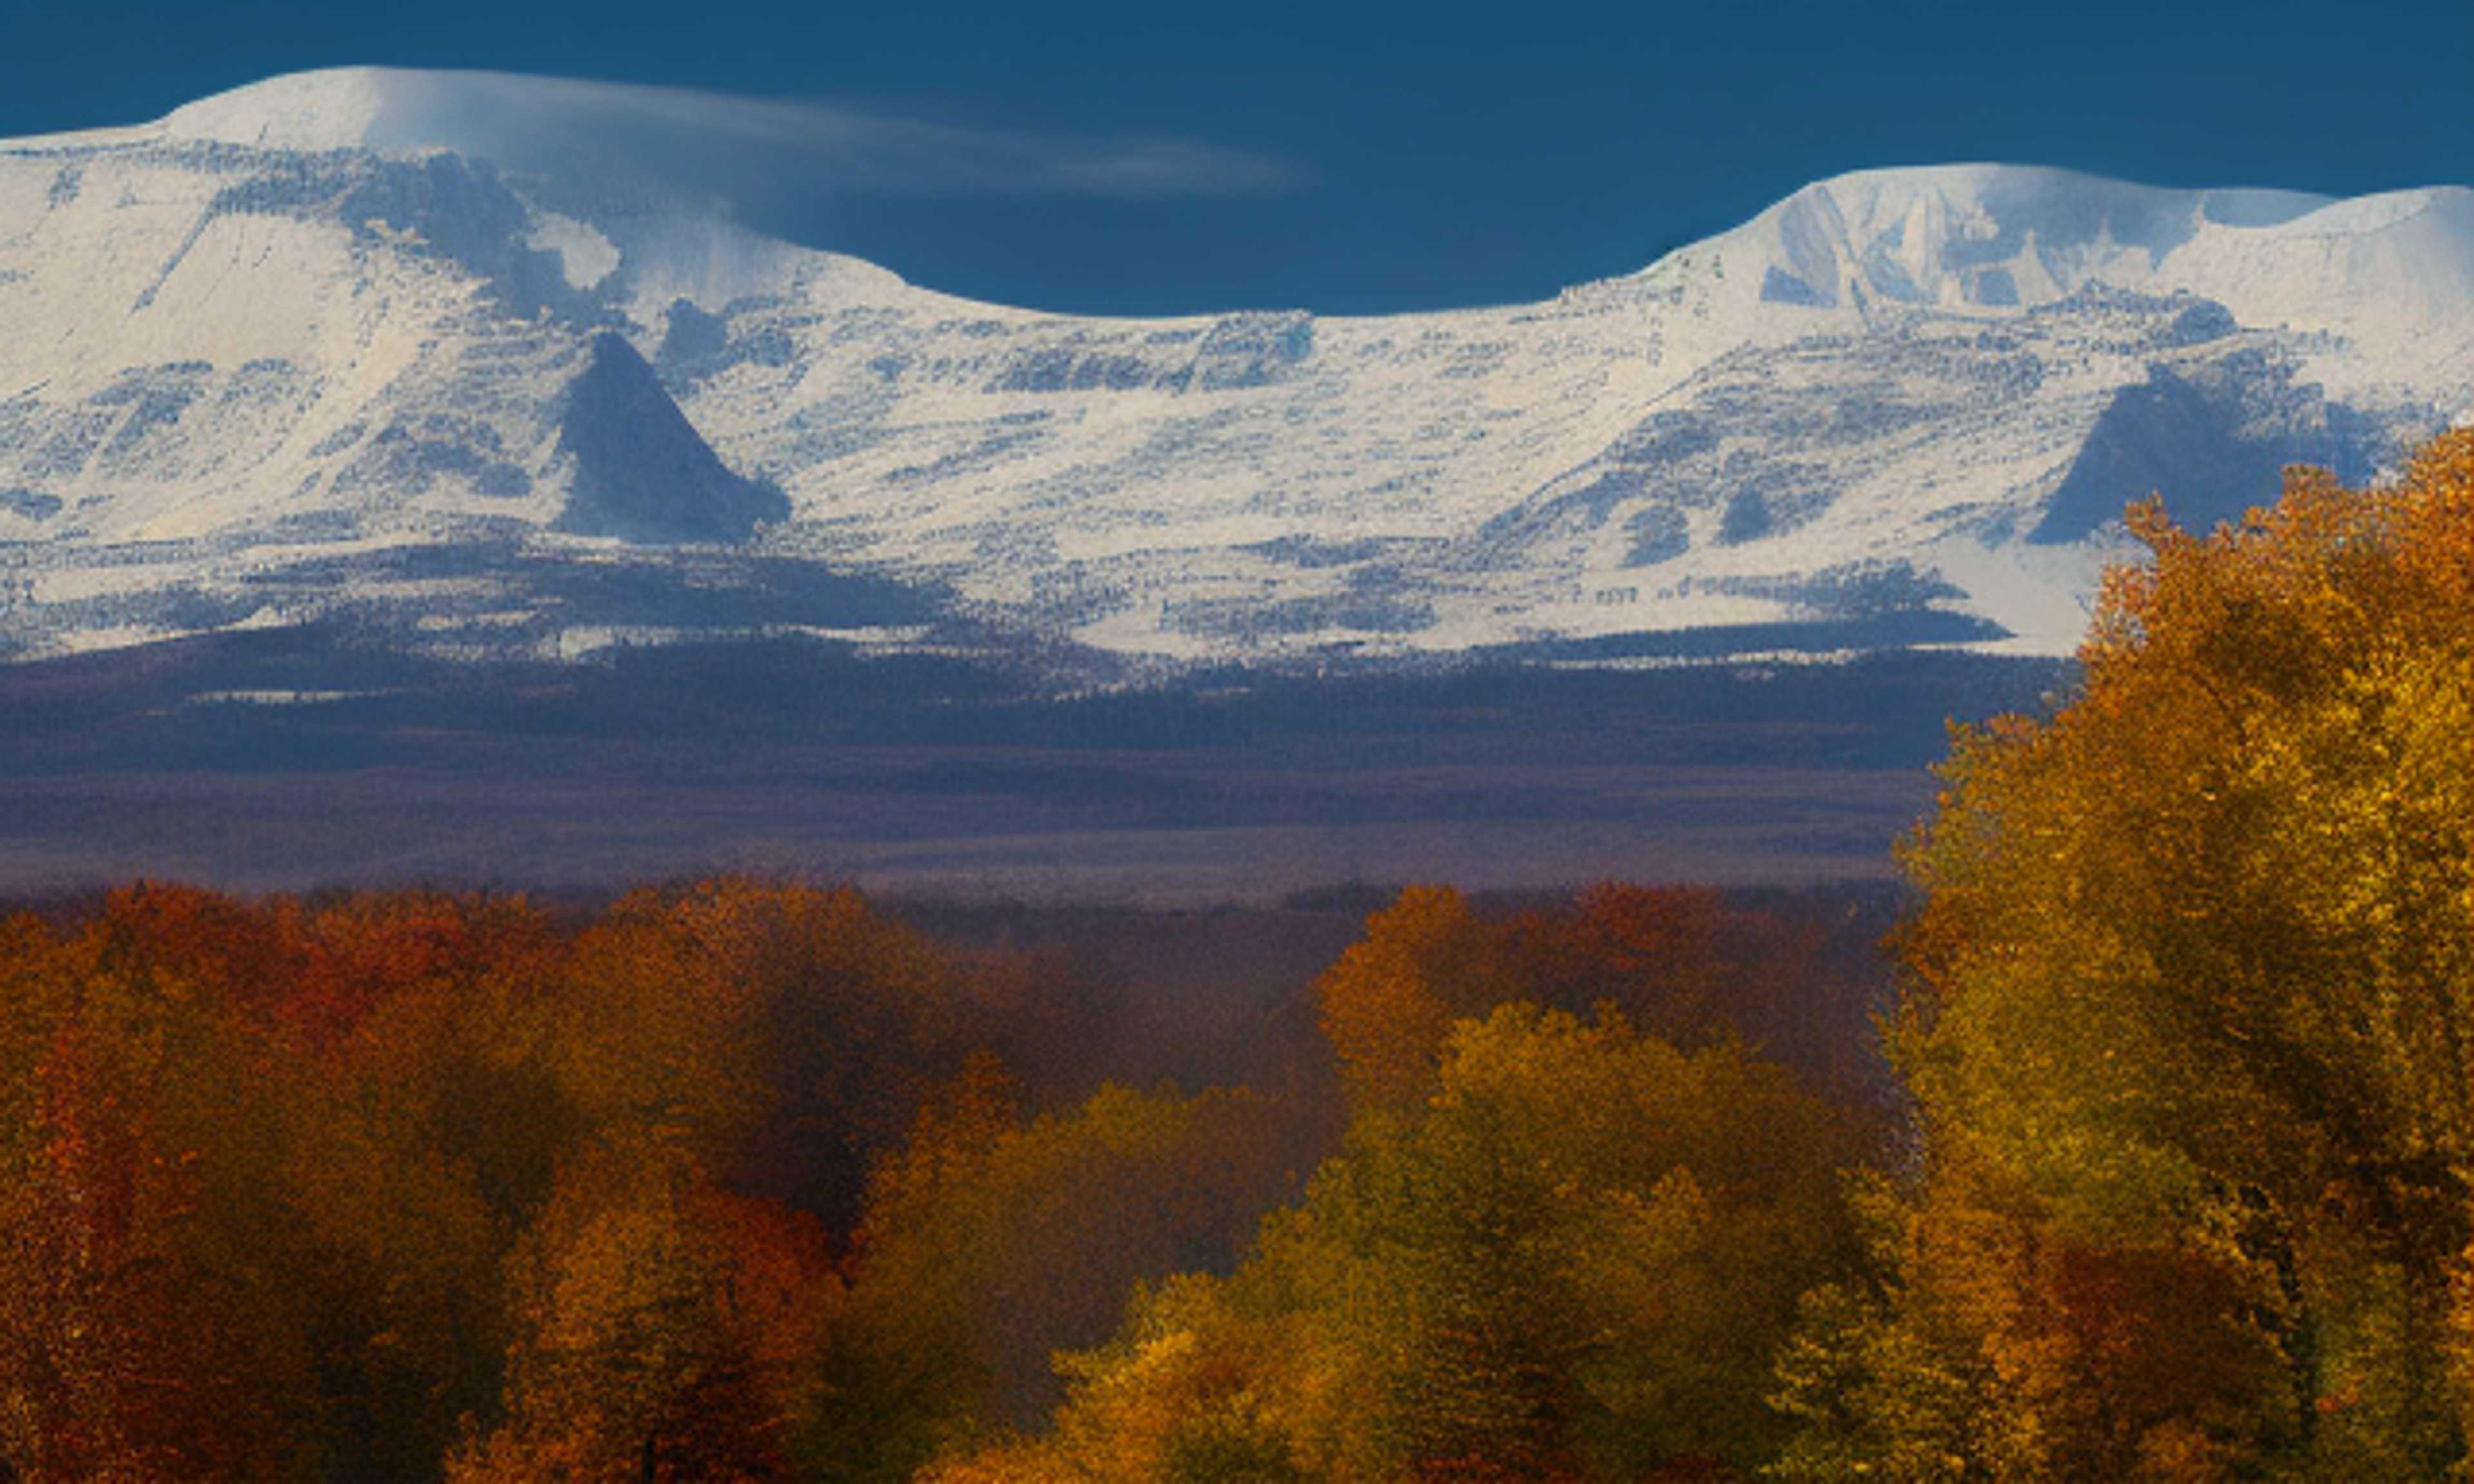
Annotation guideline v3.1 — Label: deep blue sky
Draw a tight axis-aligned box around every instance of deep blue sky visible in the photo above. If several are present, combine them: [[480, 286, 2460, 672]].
[[1, 0, 2466, 315]]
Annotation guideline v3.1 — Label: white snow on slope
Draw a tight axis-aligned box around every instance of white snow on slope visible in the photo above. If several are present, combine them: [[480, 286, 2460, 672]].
[[1, 68, 2468, 670]]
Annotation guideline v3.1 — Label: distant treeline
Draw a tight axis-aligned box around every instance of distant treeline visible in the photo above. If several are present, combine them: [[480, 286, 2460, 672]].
[[0, 430, 2468, 1481], [0, 872, 1886, 1483]]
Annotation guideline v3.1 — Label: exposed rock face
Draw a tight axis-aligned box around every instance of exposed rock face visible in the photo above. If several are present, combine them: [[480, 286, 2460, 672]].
[[553, 334, 788, 544]]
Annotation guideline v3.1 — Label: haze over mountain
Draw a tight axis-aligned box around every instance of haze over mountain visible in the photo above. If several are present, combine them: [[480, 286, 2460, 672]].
[[3, 68, 2469, 677]]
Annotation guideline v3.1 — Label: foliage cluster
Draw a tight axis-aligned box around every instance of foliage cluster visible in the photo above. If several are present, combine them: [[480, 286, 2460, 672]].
[[0, 873, 1861, 1481], [0, 880, 1289, 1481], [1770, 429, 2474, 1480], [0, 432, 2467, 1479]]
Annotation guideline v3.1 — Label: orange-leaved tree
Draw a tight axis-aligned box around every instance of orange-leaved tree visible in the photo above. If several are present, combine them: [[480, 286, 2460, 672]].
[[799, 1054, 1291, 1484], [446, 1141, 839, 1484]]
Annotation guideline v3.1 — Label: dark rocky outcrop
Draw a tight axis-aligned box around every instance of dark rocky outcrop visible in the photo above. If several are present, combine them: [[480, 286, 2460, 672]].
[[552, 333, 789, 544]]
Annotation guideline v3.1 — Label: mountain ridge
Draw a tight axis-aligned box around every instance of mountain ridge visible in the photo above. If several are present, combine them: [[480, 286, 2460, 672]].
[[3, 69, 2468, 676]]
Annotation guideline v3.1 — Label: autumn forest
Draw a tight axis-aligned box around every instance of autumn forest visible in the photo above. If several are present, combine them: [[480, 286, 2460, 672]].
[[2, 430, 2470, 1481]]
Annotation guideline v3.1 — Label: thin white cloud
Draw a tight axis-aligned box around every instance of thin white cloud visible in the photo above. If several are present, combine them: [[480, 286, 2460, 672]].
[[348, 69, 1298, 200]]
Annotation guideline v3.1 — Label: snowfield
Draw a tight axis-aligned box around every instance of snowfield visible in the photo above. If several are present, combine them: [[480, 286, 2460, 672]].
[[2, 68, 2468, 674]]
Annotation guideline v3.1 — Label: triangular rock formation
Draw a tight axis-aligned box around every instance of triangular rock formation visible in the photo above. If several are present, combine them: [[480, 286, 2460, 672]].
[[552, 333, 788, 544]]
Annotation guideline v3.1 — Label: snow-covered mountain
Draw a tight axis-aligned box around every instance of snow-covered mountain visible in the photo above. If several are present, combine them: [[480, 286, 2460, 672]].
[[3, 68, 2468, 672]]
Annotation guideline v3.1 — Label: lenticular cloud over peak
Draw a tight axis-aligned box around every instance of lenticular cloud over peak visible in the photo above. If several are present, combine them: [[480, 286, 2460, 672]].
[[156, 66, 1298, 202]]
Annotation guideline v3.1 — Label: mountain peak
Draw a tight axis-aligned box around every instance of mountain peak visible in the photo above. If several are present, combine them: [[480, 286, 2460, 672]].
[[1682, 163, 2473, 339], [160, 67, 402, 151]]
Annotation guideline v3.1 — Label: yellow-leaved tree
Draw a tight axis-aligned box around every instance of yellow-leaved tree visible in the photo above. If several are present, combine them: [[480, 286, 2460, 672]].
[[937, 1001, 1865, 1483], [1776, 431, 2474, 1479]]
